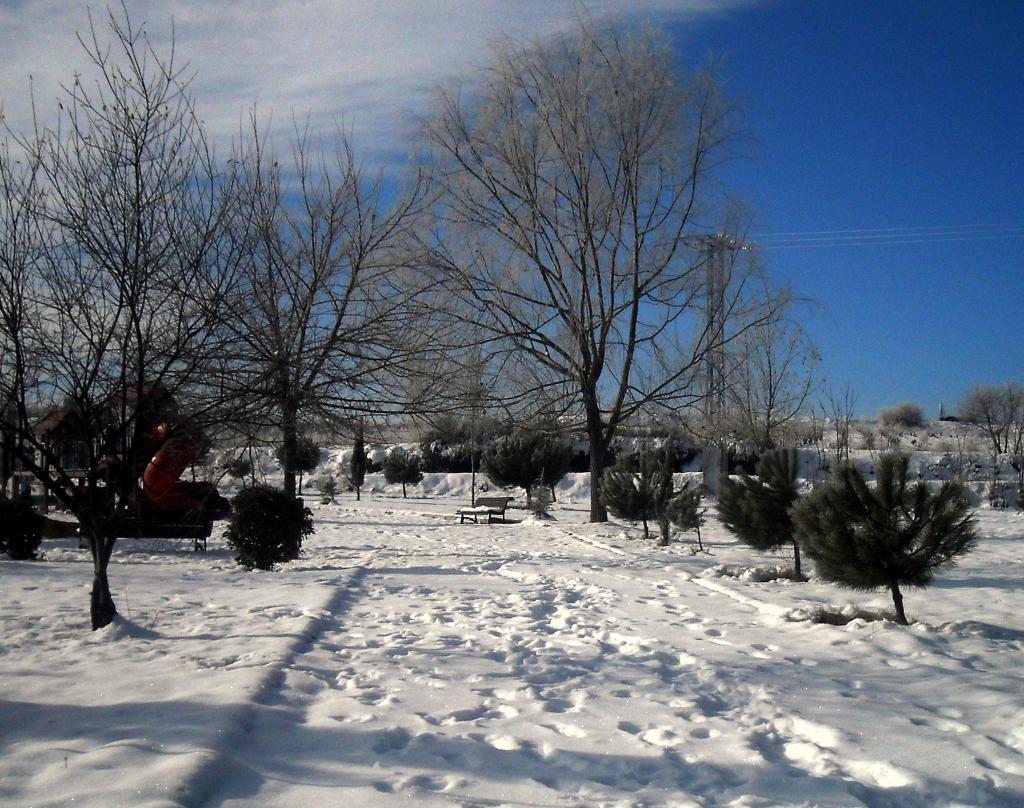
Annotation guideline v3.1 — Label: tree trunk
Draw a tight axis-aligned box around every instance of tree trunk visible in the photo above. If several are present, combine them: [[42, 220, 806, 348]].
[[588, 420, 609, 523], [401, 482, 407, 498], [355, 485, 361, 501], [658, 518, 670, 547], [281, 401, 298, 498], [889, 578, 908, 625], [641, 517, 649, 540], [86, 528, 118, 630], [792, 539, 802, 577]]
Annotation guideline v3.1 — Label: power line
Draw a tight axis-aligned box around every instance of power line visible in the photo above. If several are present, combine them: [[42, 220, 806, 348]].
[[754, 222, 1024, 238], [757, 233, 1024, 249], [749, 222, 1024, 249]]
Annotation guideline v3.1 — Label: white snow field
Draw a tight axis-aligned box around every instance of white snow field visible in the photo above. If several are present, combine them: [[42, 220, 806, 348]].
[[3, 490, 1024, 807]]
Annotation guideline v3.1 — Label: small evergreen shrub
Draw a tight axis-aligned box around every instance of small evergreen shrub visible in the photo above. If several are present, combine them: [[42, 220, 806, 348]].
[[319, 475, 337, 504], [666, 484, 706, 551], [0, 497, 44, 560], [224, 456, 253, 485], [793, 453, 977, 625], [600, 448, 674, 544], [878, 402, 925, 428], [382, 450, 424, 498], [528, 483, 553, 518], [717, 449, 804, 576], [226, 485, 313, 570]]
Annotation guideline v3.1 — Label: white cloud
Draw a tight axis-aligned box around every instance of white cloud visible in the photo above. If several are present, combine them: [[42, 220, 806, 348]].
[[0, 0, 753, 164]]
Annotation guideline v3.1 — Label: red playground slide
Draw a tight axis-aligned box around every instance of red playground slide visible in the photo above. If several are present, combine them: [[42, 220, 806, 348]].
[[140, 422, 230, 518]]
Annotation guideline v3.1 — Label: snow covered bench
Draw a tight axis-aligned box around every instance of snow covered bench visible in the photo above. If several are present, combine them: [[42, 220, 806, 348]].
[[457, 496, 513, 524]]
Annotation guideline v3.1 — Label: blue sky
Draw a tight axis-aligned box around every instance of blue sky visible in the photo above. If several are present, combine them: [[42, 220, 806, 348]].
[[1, 0, 1020, 418], [678, 0, 1024, 416]]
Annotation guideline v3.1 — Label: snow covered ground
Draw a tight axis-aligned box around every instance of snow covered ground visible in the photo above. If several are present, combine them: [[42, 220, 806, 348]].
[[3, 488, 1024, 807]]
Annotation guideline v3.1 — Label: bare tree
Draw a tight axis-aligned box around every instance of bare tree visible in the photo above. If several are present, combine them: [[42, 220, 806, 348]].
[[959, 382, 1023, 458], [0, 8, 239, 629], [223, 117, 434, 497], [0, 137, 44, 498], [823, 384, 857, 466], [726, 309, 820, 452], [420, 21, 773, 520]]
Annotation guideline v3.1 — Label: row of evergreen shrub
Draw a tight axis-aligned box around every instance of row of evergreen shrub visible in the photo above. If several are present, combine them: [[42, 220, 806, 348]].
[[717, 449, 976, 625], [599, 447, 977, 626]]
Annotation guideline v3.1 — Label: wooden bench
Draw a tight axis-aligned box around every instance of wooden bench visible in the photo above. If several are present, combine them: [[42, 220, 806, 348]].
[[102, 516, 214, 551], [457, 496, 513, 524]]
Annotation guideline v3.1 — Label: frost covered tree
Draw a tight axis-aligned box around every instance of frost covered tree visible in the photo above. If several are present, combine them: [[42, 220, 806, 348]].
[[421, 20, 776, 522], [726, 314, 819, 452], [717, 448, 803, 575], [792, 453, 977, 625], [959, 383, 1023, 458]]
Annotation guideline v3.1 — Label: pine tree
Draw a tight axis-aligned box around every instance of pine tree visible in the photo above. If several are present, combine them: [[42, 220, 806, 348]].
[[666, 485, 706, 551], [483, 432, 572, 506], [600, 448, 674, 544], [792, 453, 977, 625], [350, 423, 367, 501], [717, 448, 804, 575], [383, 450, 423, 498]]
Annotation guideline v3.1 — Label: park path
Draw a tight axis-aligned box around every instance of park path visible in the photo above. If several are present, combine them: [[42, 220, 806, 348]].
[[191, 512, 1024, 807]]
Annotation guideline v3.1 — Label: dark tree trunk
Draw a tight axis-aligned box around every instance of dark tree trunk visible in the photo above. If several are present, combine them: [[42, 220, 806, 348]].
[[658, 518, 670, 547], [695, 523, 704, 552], [355, 485, 361, 501], [86, 528, 118, 630], [890, 578, 908, 625], [792, 539, 802, 577], [281, 401, 298, 498], [401, 482, 407, 498], [588, 424, 608, 523], [640, 517, 650, 540]]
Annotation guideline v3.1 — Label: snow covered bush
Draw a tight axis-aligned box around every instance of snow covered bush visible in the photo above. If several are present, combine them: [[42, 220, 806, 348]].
[[717, 448, 804, 577], [226, 486, 313, 570], [0, 497, 44, 560], [383, 450, 423, 498], [792, 453, 977, 625]]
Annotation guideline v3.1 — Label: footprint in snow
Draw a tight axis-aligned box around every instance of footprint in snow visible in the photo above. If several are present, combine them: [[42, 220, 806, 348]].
[[371, 727, 413, 754], [547, 721, 587, 739]]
